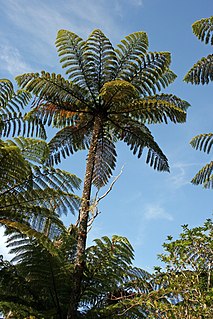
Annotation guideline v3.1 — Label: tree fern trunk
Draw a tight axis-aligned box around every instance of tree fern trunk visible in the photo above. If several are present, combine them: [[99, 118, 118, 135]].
[[67, 116, 102, 319]]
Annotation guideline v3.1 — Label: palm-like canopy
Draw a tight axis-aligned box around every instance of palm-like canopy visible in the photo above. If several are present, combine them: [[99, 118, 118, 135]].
[[16, 29, 189, 318], [17, 30, 189, 185]]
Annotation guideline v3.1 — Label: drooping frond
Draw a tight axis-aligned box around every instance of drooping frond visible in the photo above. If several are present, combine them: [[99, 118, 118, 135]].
[[190, 133, 213, 153], [184, 54, 213, 84], [191, 161, 213, 188], [0, 79, 46, 138], [115, 31, 148, 79], [92, 133, 117, 188], [112, 118, 169, 171], [192, 16, 213, 45], [47, 123, 92, 165], [84, 29, 118, 93]]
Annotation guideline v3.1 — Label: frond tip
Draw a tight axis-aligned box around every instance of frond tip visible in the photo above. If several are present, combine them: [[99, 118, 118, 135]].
[[190, 133, 213, 154], [192, 16, 213, 45]]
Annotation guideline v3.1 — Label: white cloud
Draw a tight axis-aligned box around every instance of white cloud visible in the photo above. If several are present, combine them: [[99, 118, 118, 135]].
[[144, 203, 173, 221], [169, 162, 201, 189], [0, 44, 32, 76]]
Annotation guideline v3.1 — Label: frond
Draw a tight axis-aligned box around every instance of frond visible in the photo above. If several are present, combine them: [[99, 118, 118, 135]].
[[5, 137, 49, 164], [184, 54, 213, 84], [0, 79, 14, 108], [92, 133, 117, 188], [115, 31, 149, 79], [130, 52, 173, 95], [192, 16, 213, 45], [191, 161, 213, 188], [190, 133, 213, 153], [0, 142, 32, 192], [84, 29, 118, 93], [0, 79, 46, 138], [16, 72, 90, 111], [112, 118, 169, 171], [152, 93, 190, 111], [110, 97, 187, 125], [47, 123, 92, 165], [0, 220, 59, 255], [56, 29, 88, 88]]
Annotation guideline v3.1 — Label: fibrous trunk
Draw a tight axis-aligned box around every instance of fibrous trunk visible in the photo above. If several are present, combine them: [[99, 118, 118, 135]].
[[67, 116, 102, 319]]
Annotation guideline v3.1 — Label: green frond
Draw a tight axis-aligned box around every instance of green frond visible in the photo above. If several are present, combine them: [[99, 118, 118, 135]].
[[0, 142, 32, 192], [0, 79, 46, 138], [191, 161, 213, 188], [192, 16, 213, 45], [47, 123, 91, 165], [190, 133, 213, 153], [111, 97, 187, 124], [0, 220, 59, 255], [92, 134, 117, 188], [152, 93, 190, 111], [84, 29, 118, 92], [16, 72, 90, 109], [112, 118, 169, 171], [6, 137, 49, 164], [0, 79, 14, 108], [184, 54, 213, 84], [56, 29, 89, 89], [115, 31, 149, 79], [129, 52, 172, 95]]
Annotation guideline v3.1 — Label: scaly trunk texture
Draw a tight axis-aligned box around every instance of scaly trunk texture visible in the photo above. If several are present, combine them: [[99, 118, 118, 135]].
[[67, 116, 102, 319]]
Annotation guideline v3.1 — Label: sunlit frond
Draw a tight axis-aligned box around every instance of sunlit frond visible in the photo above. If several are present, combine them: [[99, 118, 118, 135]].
[[192, 16, 213, 45], [184, 54, 213, 84], [115, 31, 148, 79]]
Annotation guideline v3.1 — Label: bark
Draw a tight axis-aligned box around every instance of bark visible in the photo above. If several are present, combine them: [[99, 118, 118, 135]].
[[67, 116, 102, 319]]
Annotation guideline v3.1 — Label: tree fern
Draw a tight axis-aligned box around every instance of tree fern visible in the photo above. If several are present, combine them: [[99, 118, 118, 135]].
[[16, 29, 190, 318]]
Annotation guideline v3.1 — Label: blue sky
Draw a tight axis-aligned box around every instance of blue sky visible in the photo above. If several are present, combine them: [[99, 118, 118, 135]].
[[0, 0, 212, 271]]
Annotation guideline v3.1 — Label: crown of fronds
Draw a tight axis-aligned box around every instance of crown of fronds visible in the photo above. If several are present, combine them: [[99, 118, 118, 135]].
[[16, 29, 189, 188]]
